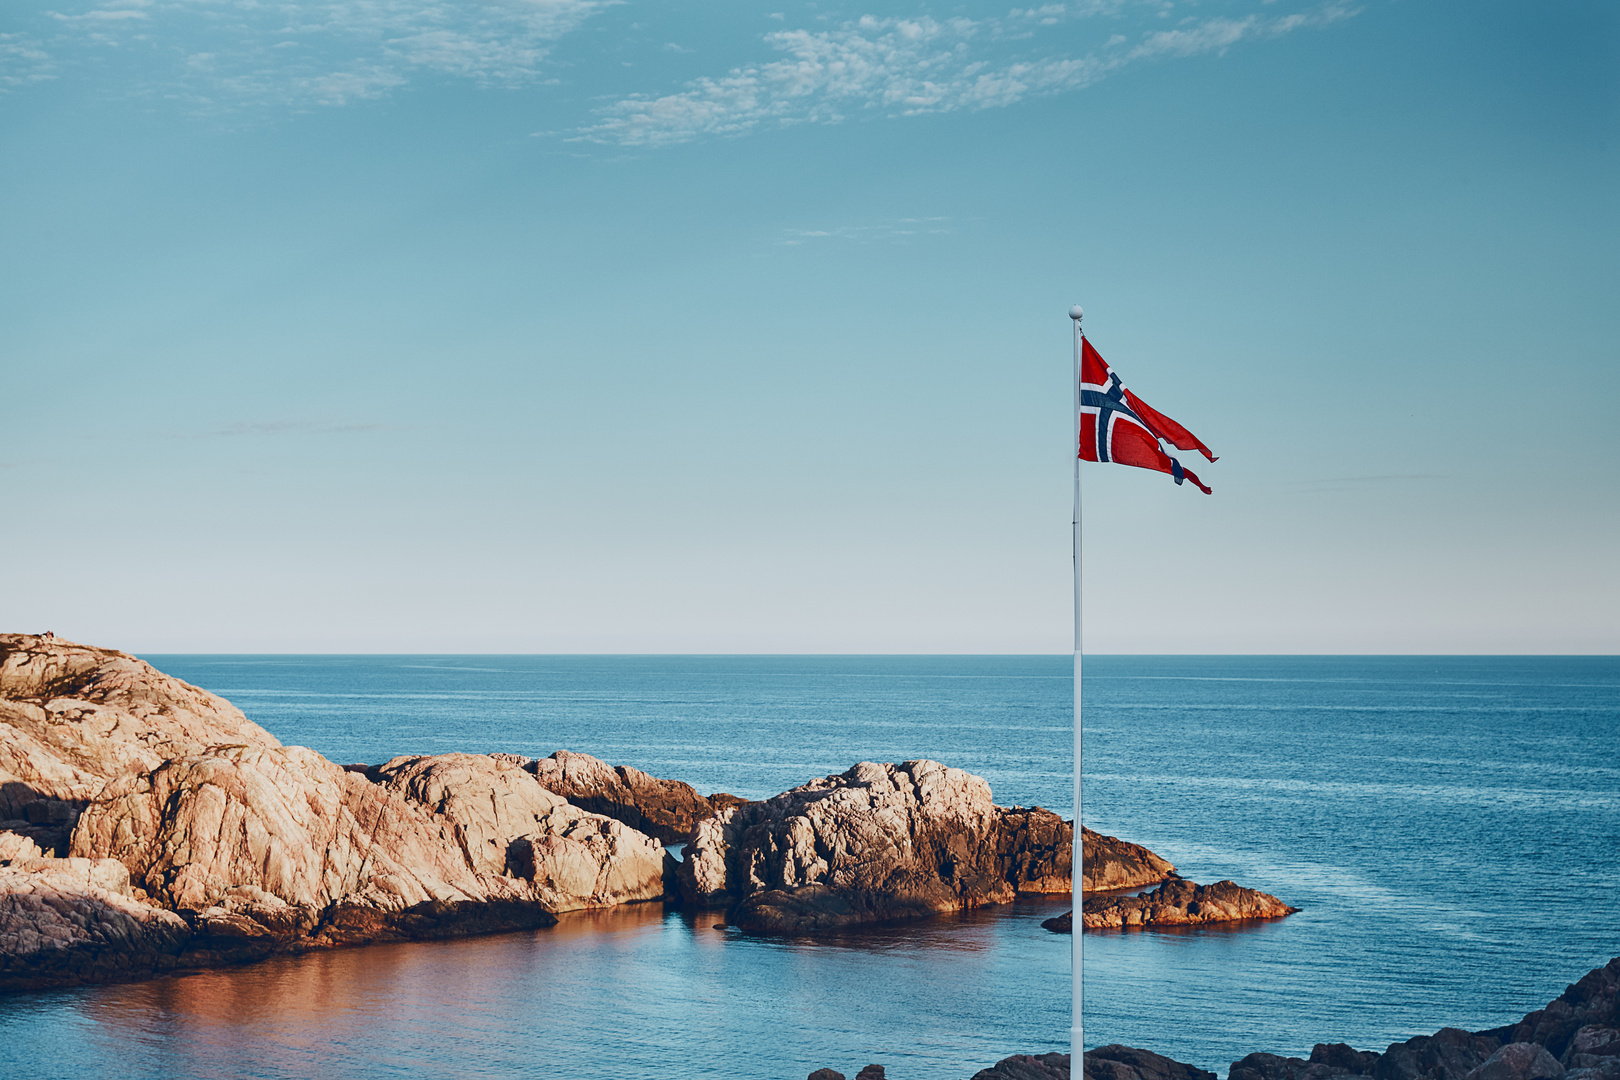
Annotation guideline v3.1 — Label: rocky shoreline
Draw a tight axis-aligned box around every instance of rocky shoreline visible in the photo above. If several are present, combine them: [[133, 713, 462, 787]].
[[0, 634, 1293, 992], [804, 955, 1619, 1080]]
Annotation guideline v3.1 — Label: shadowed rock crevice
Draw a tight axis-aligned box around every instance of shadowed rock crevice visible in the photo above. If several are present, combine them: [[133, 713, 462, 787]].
[[529, 749, 746, 843]]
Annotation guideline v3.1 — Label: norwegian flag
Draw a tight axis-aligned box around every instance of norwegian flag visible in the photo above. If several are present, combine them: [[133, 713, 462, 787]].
[[1080, 337, 1215, 494]]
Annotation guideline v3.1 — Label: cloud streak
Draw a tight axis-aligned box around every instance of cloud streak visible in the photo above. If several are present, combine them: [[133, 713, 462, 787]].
[[30, 0, 611, 108], [781, 217, 952, 245], [576, 3, 1357, 146], [210, 419, 390, 436], [0, 33, 55, 89]]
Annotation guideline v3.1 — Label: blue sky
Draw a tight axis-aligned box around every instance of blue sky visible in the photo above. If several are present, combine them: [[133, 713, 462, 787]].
[[2, 0, 1616, 653]]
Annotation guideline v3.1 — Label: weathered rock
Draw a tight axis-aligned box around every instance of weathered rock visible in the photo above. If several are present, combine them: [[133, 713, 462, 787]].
[[1465, 1044, 1565, 1080], [967, 1046, 1217, 1080], [679, 760, 1017, 932], [973, 1052, 1072, 1080], [1566, 1028, 1620, 1070], [1081, 827, 1178, 892], [0, 634, 282, 855], [0, 857, 191, 990], [68, 744, 550, 945], [1498, 960, 1620, 1064], [1081, 878, 1296, 930], [997, 808, 1072, 893], [1087, 1046, 1218, 1080], [808, 1070, 846, 1080], [529, 749, 734, 843], [0, 831, 43, 864], [1376, 1029, 1517, 1080], [377, 753, 667, 913], [856, 1066, 887, 1080], [1042, 878, 1296, 933]]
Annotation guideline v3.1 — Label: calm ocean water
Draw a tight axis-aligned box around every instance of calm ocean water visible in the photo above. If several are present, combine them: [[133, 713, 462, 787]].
[[2, 655, 1616, 1080]]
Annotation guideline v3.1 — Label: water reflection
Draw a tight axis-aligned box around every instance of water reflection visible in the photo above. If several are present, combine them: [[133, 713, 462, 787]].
[[31, 897, 1073, 1080]]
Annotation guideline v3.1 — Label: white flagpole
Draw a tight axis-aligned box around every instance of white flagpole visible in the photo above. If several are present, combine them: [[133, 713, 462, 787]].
[[1069, 303, 1085, 1069]]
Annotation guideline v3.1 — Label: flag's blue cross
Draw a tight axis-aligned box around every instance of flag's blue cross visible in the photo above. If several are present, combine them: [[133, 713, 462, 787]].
[[1081, 375, 1139, 464]]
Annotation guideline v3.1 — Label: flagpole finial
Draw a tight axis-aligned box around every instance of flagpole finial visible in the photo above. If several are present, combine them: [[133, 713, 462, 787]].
[[1069, 305, 1084, 321]]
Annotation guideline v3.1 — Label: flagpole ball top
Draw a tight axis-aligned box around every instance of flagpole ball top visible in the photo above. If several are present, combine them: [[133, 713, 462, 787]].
[[1069, 305, 1084, 321]]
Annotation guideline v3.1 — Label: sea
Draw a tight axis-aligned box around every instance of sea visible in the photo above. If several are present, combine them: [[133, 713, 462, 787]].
[[1, 655, 1616, 1080]]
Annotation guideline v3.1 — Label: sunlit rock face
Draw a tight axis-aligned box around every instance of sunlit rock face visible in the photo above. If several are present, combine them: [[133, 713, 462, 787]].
[[377, 753, 667, 912], [0, 637, 675, 990], [0, 634, 283, 855], [677, 759, 1024, 931]]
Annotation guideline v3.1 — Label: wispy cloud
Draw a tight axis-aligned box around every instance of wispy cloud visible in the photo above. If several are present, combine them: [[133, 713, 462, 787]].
[[1296, 473, 1445, 493], [782, 217, 951, 245], [210, 419, 390, 436], [34, 0, 611, 108], [575, 3, 1357, 146], [0, 33, 55, 90]]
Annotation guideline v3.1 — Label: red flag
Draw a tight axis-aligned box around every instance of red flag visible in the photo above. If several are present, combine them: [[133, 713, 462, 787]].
[[1079, 338, 1213, 494]]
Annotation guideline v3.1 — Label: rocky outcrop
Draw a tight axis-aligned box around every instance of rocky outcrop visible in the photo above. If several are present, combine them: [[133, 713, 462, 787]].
[[0, 637, 678, 990], [671, 760, 1179, 932], [963, 1046, 1217, 1080], [1, 856, 191, 988], [373, 753, 666, 912], [0, 634, 280, 854], [973, 1052, 1074, 1079], [677, 760, 1019, 932], [529, 749, 741, 843], [66, 745, 558, 957], [1083, 878, 1296, 929], [1041, 878, 1296, 933]]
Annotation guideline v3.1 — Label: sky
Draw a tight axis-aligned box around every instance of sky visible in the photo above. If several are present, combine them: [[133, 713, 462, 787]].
[[1, 0, 1616, 654]]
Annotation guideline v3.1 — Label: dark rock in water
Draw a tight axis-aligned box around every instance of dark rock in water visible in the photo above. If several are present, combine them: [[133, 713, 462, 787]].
[[855, 1066, 886, 1080], [1375, 1029, 1510, 1080], [530, 749, 736, 843], [1314, 1045, 1383, 1075], [1087, 1045, 1218, 1080], [1041, 879, 1296, 934], [1464, 1044, 1565, 1080], [967, 1046, 1216, 1080], [808, 1070, 847, 1080], [998, 808, 1072, 893], [972, 1052, 1071, 1079], [1215, 958, 1620, 1080], [1084, 878, 1296, 929]]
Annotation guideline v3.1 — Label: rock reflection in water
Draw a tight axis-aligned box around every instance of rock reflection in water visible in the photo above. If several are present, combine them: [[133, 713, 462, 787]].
[[31, 897, 1071, 1080]]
